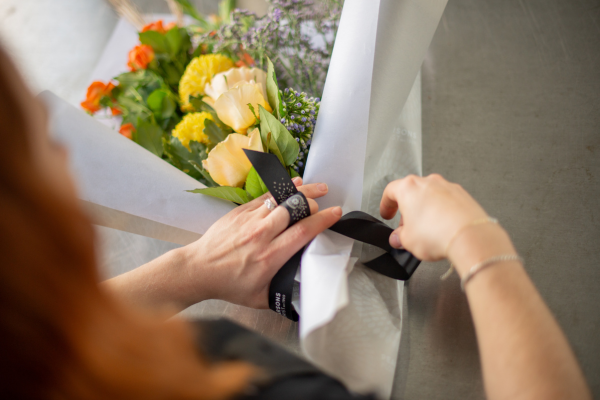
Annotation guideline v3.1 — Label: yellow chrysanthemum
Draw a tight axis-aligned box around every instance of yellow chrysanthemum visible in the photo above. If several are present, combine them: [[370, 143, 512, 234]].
[[179, 54, 234, 111], [172, 112, 213, 149]]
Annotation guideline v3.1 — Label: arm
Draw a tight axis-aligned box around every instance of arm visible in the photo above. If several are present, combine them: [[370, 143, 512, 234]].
[[102, 178, 341, 315], [381, 175, 591, 400]]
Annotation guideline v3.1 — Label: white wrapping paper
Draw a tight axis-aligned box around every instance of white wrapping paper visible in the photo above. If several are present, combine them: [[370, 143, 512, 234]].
[[301, 1, 446, 397], [42, 2, 447, 397]]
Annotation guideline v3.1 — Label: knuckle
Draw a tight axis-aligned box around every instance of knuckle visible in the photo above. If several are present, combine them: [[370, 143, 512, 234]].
[[261, 216, 276, 232], [290, 222, 310, 242], [403, 174, 419, 186]]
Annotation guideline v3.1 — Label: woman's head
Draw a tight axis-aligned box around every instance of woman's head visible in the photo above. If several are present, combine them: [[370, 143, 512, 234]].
[[0, 45, 251, 399]]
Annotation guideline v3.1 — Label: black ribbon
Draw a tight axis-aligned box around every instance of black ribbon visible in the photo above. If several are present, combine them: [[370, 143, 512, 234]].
[[243, 150, 421, 321]]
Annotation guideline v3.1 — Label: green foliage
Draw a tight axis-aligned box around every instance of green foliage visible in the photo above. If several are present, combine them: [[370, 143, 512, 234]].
[[174, 0, 207, 25], [113, 70, 181, 131], [147, 89, 176, 119], [245, 167, 268, 199], [259, 105, 299, 166], [140, 30, 170, 53], [203, 119, 226, 146], [188, 186, 252, 205], [219, 0, 236, 23], [115, 69, 162, 89], [139, 27, 193, 91], [163, 136, 211, 183], [265, 131, 285, 166], [133, 119, 164, 157], [189, 160, 218, 187], [266, 57, 283, 119]]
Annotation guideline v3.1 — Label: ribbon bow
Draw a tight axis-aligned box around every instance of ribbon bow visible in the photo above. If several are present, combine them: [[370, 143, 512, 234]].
[[244, 150, 421, 321]]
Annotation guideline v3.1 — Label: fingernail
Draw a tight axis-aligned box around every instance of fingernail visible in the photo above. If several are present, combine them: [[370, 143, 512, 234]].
[[292, 177, 302, 185], [390, 233, 401, 248], [317, 183, 328, 192], [332, 206, 343, 217]]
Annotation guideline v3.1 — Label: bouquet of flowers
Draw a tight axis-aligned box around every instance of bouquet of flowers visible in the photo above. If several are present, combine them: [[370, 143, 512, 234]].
[[51, 0, 447, 396], [81, 0, 342, 204]]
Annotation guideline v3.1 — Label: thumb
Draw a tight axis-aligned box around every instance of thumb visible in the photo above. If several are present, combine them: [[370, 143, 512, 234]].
[[389, 227, 404, 249]]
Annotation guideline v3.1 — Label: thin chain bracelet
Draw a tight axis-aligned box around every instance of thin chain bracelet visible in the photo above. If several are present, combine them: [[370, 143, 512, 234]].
[[440, 216, 499, 281], [460, 254, 523, 291]]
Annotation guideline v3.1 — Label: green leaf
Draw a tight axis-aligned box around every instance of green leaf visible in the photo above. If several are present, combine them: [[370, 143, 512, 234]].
[[163, 136, 208, 180], [218, 0, 236, 23], [247, 103, 259, 122], [266, 57, 281, 119], [259, 105, 299, 166], [115, 70, 161, 88], [203, 119, 226, 145], [266, 131, 285, 166], [174, 0, 209, 25], [147, 89, 176, 119], [188, 186, 251, 205], [189, 161, 218, 187], [165, 27, 183, 56], [245, 167, 268, 199], [133, 120, 164, 157], [162, 63, 182, 86], [289, 167, 300, 178], [139, 30, 170, 54]]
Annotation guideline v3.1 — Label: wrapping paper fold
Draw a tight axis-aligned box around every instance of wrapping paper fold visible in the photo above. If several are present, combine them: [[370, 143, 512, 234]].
[[42, 91, 234, 243], [43, 1, 447, 397]]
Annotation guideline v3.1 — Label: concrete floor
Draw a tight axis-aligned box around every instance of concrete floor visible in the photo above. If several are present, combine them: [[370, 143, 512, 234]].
[[0, 0, 598, 398], [394, 0, 600, 398]]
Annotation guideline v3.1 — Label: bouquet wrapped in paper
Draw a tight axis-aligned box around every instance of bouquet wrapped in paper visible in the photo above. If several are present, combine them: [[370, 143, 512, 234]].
[[43, 0, 447, 397]]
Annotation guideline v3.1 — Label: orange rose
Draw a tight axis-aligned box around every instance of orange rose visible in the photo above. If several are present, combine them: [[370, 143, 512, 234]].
[[110, 107, 122, 116], [127, 44, 154, 71], [235, 52, 256, 68], [81, 81, 115, 114], [119, 123, 135, 140], [142, 20, 176, 34]]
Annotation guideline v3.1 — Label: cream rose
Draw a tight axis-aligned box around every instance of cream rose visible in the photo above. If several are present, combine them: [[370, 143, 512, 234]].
[[202, 128, 264, 187], [213, 82, 272, 134], [204, 67, 268, 106]]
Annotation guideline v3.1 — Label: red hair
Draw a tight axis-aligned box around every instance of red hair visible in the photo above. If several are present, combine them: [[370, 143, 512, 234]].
[[0, 46, 252, 399]]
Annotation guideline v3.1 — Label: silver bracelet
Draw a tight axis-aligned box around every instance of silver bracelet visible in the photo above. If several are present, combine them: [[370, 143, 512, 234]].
[[460, 254, 523, 291]]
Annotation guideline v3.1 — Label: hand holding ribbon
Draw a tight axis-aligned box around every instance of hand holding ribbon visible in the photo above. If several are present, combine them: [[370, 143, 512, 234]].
[[243, 150, 421, 321]]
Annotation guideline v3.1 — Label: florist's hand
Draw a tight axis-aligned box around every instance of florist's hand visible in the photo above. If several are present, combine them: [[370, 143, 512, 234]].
[[183, 178, 342, 309], [380, 174, 488, 261]]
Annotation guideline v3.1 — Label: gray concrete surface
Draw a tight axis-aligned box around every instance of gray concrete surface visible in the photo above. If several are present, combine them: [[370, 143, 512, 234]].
[[0, 0, 598, 398], [393, 0, 600, 398]]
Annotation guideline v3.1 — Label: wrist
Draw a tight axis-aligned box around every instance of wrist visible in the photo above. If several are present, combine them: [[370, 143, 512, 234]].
[[448, 223, 517, 278], [168, 245, 211, 308]]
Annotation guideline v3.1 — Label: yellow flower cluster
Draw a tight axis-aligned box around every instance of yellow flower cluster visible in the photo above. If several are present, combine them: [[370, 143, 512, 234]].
[[178, 54, 234, 111], [174, 55, 276, 188], [172, 112, 213, 150]]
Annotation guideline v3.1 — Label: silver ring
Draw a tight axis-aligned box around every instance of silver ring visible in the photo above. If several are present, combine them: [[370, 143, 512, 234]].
[[264, 198, 276, 211]]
